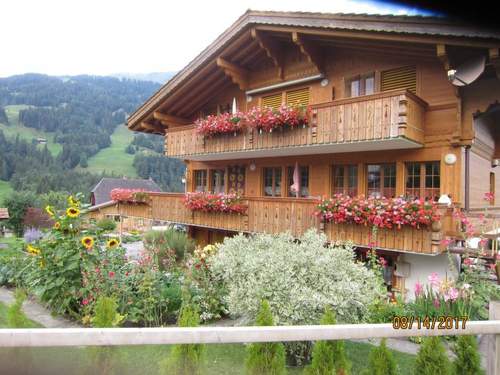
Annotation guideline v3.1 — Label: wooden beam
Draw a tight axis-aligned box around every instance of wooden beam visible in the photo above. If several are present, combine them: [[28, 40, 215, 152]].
[[436, 44, 450, 70], [490, 48, 500, 79], [250, 29, 284, 79], [153, 112, 190, 126], [141, 121, 165, 135], [216, 57, 249, 90], [179, 81, 234, 118], [292, 32, 324, 74]]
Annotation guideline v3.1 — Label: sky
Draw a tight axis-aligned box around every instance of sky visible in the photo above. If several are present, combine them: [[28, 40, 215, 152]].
[[0, 0, 432, 78]]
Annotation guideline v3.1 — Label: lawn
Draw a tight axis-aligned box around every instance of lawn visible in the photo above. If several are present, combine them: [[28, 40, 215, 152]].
[[0, 237, 24, 258], [0, 180, 13, 205], [0, 105, 62, 156], [0, 301, 41, 328], [84, 124, 138, 177]]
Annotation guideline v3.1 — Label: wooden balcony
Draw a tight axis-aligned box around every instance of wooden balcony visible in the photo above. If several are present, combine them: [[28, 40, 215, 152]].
[[165, 89, 427, 161], [146, 193, 449, 255]]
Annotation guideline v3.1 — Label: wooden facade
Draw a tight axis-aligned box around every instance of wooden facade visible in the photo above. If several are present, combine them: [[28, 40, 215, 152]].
[[124, 11, 500, 254]]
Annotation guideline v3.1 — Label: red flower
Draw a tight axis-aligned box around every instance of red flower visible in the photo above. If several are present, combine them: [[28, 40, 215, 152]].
[[463, 258, 473, 266], [108, 271, 115, 278], [82, 299, 89, 306], [184, 192, 248, 214]]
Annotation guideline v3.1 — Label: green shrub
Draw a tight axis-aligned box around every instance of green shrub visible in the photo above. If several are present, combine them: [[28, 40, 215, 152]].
[[96, 218, 117, 232], [453, 335, 484, 375], [362, 338, 398, 375], [414, 336, 451, 375], [211, 230, 382, 362], [91, 296, 124, 328], [160, 304, 205, 375], [307, 307, 350, 375], [245, 300, 286, 375], [7, 289, 30, 328], [144, 228, 195, 270]]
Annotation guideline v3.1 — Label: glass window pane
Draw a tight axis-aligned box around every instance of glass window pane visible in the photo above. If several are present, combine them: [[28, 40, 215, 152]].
[[275, 168, 282, 196], [211, 169, 225, 194], [365, 76, 375, 95], [350, 80, 360, 97]]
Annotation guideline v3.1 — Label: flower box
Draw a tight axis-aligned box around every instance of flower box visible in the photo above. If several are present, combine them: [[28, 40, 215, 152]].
[[195, 105, 310, 137], [110, 189, 149, 204], [184, 192, 247, 214], [315, 194, 440, 229]]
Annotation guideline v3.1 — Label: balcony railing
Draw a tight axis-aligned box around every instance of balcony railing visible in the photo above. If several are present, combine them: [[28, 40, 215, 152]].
[[146, 193, 450, 255], [165, 89, 427, 160]]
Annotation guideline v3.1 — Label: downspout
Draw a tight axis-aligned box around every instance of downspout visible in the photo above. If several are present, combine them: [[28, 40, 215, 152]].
[[464, 145, 471, 212]]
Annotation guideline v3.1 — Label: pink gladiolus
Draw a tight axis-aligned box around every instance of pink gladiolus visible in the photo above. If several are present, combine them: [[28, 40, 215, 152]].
[[428, 272, 440, 287], [433, 298, 440, 308], [444, 287, 459, 302], [414, 282, 424, 296]]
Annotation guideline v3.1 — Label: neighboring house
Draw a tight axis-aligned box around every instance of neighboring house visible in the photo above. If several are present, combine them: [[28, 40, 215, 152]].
[[90, 177, 161, 206], [86, 178, 162, 233], [124, 10, 500, 297], [0, 208, 9, 236]]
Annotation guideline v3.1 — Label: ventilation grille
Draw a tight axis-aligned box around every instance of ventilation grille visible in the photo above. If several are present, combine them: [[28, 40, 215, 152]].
[[286, 87, 310, 107], [381, 66, 417, 93], [261, 93, 282, 110]]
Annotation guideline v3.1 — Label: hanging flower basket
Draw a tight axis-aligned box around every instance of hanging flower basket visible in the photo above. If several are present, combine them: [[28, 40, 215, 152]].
[[195, 112, 245, 137], [314, 194, 440, 229], [184, 192, 247, 214]]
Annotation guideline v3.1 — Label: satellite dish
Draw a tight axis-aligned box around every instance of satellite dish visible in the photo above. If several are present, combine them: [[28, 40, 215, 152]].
[[448, 55, 486, 86]]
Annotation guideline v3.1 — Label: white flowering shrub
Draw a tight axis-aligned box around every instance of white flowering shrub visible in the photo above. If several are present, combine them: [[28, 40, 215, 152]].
[[210, 229, 382, 326]]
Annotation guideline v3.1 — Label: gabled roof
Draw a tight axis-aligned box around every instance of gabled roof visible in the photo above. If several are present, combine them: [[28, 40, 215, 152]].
[[127, 10, 500, 131], [90, 177, 161, 206], [0, 208, 9, 220]]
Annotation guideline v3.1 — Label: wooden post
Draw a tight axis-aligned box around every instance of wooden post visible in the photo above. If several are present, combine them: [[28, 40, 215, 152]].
[[488, 301, 500, 375]]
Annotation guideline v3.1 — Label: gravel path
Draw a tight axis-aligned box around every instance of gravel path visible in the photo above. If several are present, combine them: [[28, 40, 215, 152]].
[[0, 287, 79, 328]]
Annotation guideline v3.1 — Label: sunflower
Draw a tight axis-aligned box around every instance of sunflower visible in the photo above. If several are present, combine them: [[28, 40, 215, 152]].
[[68, 195, 80, 207], [53, 222, 61, 230], [27, 244, 41, 255], [66, 207, 80, 218], [106, 238, 120, 249], [81, 236, 94, 249], [45, 205, 55, 217]]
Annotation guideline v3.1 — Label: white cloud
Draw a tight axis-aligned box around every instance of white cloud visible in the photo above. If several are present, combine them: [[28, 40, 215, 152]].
[[0, 0, 428, 77]]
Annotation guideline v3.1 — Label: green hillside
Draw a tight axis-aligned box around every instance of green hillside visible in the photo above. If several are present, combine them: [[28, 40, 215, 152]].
[[0, 180, 13, 205], [84, 124, 137, 177], [0, 105, 62, 156]]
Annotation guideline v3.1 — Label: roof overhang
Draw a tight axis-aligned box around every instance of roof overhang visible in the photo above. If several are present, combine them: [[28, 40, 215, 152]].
[[127, 10, 500, 133]]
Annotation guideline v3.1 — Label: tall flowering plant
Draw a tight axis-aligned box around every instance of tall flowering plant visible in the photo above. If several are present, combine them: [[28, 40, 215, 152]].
[[184, 192, 248, 214], [195, 112, 245, 137], [314, 194, 440, 229], [245, 104, 310, 132]]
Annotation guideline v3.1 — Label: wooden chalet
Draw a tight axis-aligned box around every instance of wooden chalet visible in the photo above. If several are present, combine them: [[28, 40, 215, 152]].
[[122, 10, 500, 294]]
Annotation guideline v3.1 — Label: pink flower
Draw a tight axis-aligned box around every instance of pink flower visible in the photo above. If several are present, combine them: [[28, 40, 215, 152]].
[[489, 263, 497, 271], [82, 299, 89, 306], [414, 281, 424, 296], [441, 238, 452, 247], [379, 257, 387, 267], [108, 271, 115, 278], [428, 272, 440, 287], [463, 258, 473, 266], [444, 287, 459, 302], [484, 192, 495, 202], [479, 238, 489, 247], [433, 298, 440, 308]]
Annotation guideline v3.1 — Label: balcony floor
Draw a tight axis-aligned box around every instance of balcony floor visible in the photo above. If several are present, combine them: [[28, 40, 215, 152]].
[[180, 136, 422, 161]]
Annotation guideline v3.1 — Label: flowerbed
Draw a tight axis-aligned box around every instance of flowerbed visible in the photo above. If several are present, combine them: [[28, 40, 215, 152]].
[[110, 188, 149, 203], [315, 194, 440, 229], [195, 105, 309, 137], [183, 192, 247, 214]]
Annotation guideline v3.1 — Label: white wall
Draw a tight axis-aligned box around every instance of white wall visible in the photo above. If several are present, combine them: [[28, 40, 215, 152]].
[[400, 253, 460, 301]]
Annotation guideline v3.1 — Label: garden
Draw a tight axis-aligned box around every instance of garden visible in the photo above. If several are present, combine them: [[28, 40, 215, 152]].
[[0, 192, 498, 374]]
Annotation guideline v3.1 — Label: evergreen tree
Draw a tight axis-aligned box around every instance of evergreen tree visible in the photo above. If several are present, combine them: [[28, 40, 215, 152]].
[[414, 336, 451, 375], [125, 144, 136, 155], [245, 300, 286, 375], [160, 304, 205, 375], [453, 335, 485, 375], [0, 106, 8, 124], [362, 338, 398, 375], [79, 154, 88, 168]]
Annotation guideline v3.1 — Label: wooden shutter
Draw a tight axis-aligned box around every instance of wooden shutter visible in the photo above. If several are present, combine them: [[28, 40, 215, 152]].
[[261, 93, 282, 109], [286, 87, 310, 107], [381, 66, 417, 93]]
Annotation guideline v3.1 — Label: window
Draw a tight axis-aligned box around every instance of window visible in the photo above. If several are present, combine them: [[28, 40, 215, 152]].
[[228, 165, 245, 195], [367, 164, 396, 198], [263, 167, 282, 197], [286, 87, 310, 107], [332, 165, 358, 196], [381, 66, 417, 93], [194, 170, 207, 192], [405, 162, 440, 201], [490, 172, 496, 205], [287, 166, 309, 197], [346, 73, 375, 97], [211, 169, 225, 194], [261, 92, 282, 110]]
